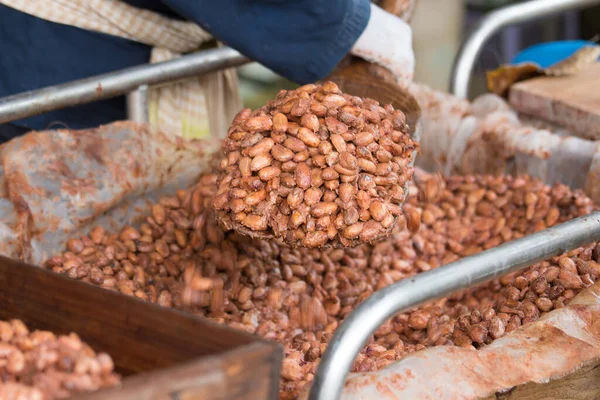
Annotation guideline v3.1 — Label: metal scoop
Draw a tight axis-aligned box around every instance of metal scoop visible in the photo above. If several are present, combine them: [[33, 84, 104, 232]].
[[225, 0, 421, 246]]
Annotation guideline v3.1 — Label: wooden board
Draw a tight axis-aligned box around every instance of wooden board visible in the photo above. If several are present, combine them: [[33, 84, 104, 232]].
[[509, 63, 600, 140], [484, 359, 600, 400], [0, 256, 282, 400]]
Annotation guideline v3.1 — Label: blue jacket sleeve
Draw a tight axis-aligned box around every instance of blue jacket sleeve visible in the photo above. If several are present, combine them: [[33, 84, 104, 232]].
[[161, 0, 371, 84]]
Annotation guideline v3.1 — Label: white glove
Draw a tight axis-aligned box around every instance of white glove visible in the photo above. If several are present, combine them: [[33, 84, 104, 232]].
[[350, 3, 415, 83]]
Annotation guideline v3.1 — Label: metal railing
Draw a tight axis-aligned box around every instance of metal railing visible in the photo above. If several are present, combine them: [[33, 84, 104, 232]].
[[0, 47, 249, 124], [308, 212, 600, 400], [450, 0, 600, 99]]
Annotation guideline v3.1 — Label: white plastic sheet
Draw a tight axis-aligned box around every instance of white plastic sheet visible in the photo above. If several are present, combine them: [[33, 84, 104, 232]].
[[410, 83, 600, 203]]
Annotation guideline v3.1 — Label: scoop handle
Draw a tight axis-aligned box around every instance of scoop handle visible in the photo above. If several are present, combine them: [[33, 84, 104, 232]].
[[378, 0, 408, 16], [330, 0, 413, 83], [324, 0, 421, 125]]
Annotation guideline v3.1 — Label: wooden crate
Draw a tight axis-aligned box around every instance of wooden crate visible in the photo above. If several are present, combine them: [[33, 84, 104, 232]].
[[0, 256, 282, 400]]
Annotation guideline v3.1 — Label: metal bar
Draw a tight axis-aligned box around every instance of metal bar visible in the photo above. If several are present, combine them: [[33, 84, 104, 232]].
[[126, 85, 149, 123], [309, 211, 600, 400], [0, 47, 249, 124], [450, 0, 600, 99]]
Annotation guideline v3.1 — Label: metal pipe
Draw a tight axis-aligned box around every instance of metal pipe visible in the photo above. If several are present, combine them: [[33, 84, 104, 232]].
[[126, 85, 149, 123], [450, 0, 600, 99], [0, 47, 249, 124], [309, 211, 600, 400]]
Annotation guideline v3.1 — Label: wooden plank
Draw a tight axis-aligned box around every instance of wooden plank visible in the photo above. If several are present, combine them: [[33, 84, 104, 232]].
[[77, 343, 281, 400], [483, 358, 600, 399], [0, 256, 282, 399], [509, 63, 600, 140]]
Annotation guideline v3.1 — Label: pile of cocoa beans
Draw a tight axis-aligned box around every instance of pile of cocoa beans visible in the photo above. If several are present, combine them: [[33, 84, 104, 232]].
[[0, 319, 119, 399], [46, 166, 598, 399]]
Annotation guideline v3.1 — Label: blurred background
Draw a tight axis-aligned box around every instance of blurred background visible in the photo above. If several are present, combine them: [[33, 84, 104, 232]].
[[238, 0, 600, 107]]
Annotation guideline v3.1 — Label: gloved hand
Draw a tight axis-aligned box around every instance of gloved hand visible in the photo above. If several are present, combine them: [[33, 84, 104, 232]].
[[350, 2, 415, 84]]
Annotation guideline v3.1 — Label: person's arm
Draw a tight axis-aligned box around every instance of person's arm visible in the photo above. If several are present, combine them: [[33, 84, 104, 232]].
[[162, 0, 371, 84]]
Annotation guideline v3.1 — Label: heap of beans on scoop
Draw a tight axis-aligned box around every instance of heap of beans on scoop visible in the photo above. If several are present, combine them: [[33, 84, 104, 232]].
[[45, 163, 599, 399], [213, 81, 418, 248]]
